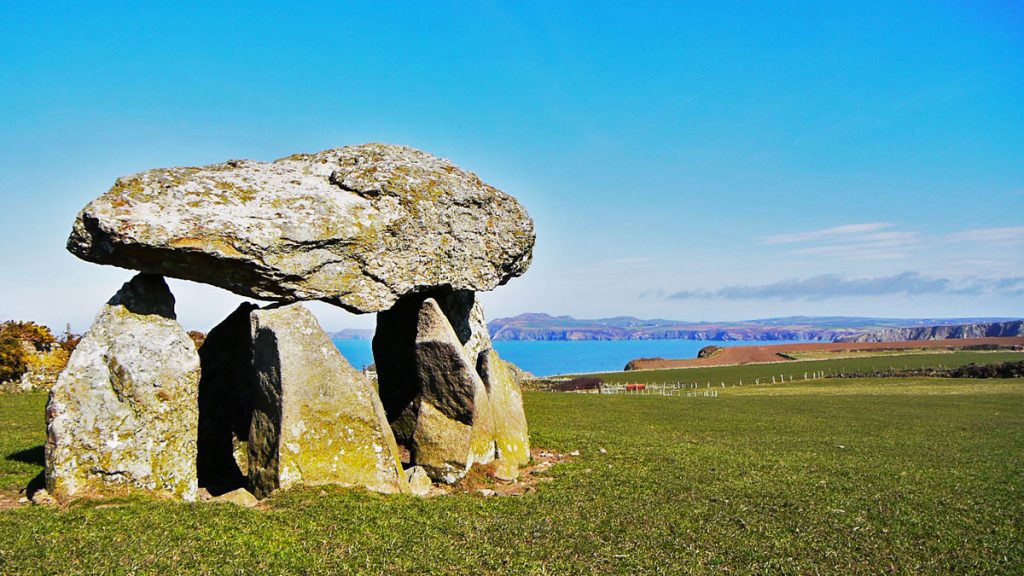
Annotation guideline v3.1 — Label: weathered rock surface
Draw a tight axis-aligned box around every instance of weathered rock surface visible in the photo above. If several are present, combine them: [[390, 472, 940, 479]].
[[245, 303, 407, 498], [375, 291, 532, 482], [479, 349, 530, 480], [375, 297, 497, 483], [438, 292, 529, 479], [404, 466, 432, 496], [45, 274, 199, 501], [436, 291, 492, 363], [30, 489, 57, 506], [211, 487, 259, 507], [412, 298, 496, 483], [373, 291, 491, 443], [68, 144, 535, 313]]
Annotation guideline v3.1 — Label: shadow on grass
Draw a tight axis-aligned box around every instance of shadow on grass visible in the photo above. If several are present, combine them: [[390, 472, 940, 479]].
[[25, 471, 45, 498], [7, 445, 44, 467], [6, 445, 46, 497]]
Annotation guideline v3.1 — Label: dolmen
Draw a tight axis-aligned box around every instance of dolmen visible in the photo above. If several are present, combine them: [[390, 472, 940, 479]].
[[46, 144, 534, 502]]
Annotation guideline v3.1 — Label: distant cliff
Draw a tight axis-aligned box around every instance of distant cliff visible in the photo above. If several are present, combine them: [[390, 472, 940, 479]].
[[835, 320, 1024, 343], [487, 314, 1023, 342], [328, 316, 1024, 343]]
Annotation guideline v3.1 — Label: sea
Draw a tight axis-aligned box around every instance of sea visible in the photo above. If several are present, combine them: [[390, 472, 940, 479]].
[[332, 338, 798, 377]]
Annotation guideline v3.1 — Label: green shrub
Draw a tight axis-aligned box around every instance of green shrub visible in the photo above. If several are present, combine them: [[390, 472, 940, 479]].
[[0, 321, 57, 382]]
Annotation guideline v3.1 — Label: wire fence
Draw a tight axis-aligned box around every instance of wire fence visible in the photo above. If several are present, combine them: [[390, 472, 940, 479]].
[[580, 370, 832, 398]]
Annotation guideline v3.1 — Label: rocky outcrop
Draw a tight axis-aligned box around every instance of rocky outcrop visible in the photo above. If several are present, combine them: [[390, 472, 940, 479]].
[[68, 143, 534, 313], [45, 274, 199, 501], [223, 303, 407, 499], [405, 466, 432, 496], [697, 345, 723, 359], [623, 357, 667, 371]]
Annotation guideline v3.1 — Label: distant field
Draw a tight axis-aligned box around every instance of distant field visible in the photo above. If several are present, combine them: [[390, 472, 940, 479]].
[[624, 337, 1024, 371], [2, 376, 1023, 574], [585, 350, 1024, 386]]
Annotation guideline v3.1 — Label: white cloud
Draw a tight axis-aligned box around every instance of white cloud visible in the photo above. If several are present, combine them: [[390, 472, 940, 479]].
[[946, 226, 1024, 244], [760, 222, 891, 245], [667, 272, 1024, 301]]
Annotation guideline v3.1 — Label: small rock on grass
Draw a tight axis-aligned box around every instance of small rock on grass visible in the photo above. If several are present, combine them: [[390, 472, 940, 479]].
[[569, 450, 580, 457], [211, 488, 259, 507], [405, 466, 432, 496], [30, 489, 57, 506], [477, 489, 496, 498], [598, 448, 607, 454]]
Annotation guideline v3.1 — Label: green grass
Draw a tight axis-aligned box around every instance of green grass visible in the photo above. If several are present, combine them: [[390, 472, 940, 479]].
[[0, 393, 45, 493], [587, 350, 1024, 386], [1, 377, 1023, 574]]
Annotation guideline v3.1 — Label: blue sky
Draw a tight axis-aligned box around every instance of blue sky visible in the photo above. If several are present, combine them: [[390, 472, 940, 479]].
[[1, 1, 1022, 331]]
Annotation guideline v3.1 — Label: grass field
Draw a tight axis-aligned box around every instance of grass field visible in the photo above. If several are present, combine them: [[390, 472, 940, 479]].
[[2, 374, 1023, 574], [586, 350, 1024, 386]]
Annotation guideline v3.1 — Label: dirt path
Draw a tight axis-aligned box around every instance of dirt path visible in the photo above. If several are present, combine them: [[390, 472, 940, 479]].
[[626, 337, 1024, 371]]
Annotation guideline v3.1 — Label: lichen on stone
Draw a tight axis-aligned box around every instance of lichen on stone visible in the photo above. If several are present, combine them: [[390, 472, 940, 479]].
[[67, 143, 535, 314]]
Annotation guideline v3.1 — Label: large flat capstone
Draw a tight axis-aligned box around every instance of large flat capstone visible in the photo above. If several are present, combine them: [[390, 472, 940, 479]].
[[68, 144, 535, 313], [45, 274, 200, 501]]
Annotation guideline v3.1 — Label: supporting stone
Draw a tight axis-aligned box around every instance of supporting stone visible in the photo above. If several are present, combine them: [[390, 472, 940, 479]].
[[196, 302, 258, 495], [409, 298, 495, 482], [375, 294, 505, 483], [479, 349, 531, 480], [45, 274, 200, 501], [243, 303, 407, 498], [374, 290, 492, 445], [438, 292, 529, 477]]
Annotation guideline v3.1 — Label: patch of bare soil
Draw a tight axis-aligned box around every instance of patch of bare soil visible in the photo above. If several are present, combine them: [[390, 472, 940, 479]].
[[0, 493, 24, 510], [626, 337, 1024, 371], [428, 448, 573, 498]]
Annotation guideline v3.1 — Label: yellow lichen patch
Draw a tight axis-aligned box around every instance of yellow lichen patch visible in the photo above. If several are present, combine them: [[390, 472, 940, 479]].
[[213, 180, 259, 203], [487, 351, 530, 471], [169, 238, 243, 258]]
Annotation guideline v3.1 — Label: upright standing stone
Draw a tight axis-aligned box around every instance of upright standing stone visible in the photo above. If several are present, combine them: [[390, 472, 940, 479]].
[[388, 298, 496, 483], [479, 349, 531, 480], [196, 302, 258, 494], [45, 274, 200, 501], [435, 290, 492, 363], [436, 291, 529, 479], [375, 291, 491, 441], [245, 303, 407, 498]]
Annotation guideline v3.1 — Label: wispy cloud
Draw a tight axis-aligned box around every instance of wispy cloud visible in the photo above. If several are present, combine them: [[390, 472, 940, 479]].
[[667, 272, 1023, 301], [946, 226, 1024, 244], [598, 256, 658, 267], [759, 222, 923, 261], [760, 223, 891, 245]]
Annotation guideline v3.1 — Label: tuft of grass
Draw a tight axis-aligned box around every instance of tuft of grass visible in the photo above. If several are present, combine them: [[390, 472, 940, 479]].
[[1, 378, 1023, 574]]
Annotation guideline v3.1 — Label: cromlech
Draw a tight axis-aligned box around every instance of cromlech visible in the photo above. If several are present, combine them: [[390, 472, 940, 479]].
[[45, 143, 535, 502]]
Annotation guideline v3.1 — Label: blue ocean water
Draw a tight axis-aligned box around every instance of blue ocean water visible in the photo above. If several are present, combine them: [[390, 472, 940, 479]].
[[332, 338, 801, 377]]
